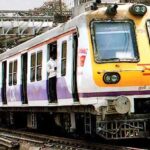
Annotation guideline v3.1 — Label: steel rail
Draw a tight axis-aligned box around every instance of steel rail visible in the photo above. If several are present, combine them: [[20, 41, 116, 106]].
[[0, 128, 145, 150]]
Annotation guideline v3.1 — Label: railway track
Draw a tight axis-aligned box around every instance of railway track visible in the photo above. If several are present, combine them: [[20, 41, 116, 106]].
[[0, 128, 146, 150]]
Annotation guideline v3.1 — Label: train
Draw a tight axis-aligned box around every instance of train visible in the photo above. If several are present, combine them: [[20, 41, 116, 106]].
[[0, 1, 149, 140]]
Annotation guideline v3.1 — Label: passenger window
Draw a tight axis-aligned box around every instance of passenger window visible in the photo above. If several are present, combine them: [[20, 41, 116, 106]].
[[30, 53, 36, 82], [37, 51, 42, 81], [61, 41, 67, 76], [9, 60, 17, 86], [13, 60, 17, 85], [30, 51, 42, 82], [9, 62, 13, 86]]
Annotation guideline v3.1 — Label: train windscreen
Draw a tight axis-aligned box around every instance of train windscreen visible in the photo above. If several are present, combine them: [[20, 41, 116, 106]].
[[91, 21, 138, 63]]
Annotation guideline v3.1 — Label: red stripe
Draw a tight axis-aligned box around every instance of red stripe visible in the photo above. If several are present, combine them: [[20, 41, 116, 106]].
[[143, 73, 150, 76], [29, 29, 76, 50], [137, 64, 150, 66]]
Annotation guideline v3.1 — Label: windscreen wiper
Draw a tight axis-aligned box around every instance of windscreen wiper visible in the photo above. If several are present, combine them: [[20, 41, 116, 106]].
[[101, 58, 121, 62]]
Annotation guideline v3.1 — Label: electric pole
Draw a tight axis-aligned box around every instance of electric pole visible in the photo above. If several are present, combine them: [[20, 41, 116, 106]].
[[59, 0, 62, 14], [74, 0, 79, 7]]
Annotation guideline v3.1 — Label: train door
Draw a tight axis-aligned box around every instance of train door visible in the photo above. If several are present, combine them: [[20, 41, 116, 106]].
[[2, 61, 7, 104], [72, 33, 79, 102], [21, 53, 28, 104], [47, 42, 57, 103]]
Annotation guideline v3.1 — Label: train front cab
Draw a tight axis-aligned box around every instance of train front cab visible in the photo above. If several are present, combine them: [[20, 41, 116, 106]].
[[83, 3, 150, 139]]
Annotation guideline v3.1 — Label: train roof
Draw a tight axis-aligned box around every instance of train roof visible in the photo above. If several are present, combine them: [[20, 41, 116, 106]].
[[0, 11, 87, 61]]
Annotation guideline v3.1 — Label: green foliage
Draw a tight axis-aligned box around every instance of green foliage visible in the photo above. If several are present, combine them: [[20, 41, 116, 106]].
[[31, 0, 69, 16]]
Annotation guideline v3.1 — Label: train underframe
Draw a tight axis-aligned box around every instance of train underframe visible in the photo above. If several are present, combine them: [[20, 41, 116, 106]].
[[0, 104, 149, 140]]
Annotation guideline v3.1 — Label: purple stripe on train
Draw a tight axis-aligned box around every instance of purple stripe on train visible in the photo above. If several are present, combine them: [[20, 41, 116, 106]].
[[0, 89, 2, 102], [27, 77, 72, 101], [1, 77, 150, 103], [0, 77, 72, 102], [57, 78, 72, 99], [27, 80, 48, 101], [79, 90, 150, 97], [7, 85, 21, 102]]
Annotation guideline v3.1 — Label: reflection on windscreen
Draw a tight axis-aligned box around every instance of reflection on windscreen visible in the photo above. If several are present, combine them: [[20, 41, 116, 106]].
[[92, 22, 138, 62]]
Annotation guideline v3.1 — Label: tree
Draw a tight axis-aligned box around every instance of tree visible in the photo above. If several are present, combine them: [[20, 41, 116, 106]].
[[29, 0, 71, 23], [31, 0, 69, 16]]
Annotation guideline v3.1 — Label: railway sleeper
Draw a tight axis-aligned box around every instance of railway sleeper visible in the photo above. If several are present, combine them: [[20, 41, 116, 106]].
[[0, 136, 19, 148]]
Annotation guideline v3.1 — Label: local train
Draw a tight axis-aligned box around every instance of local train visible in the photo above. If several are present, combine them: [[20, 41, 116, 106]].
[[0, 2, 150, 140]]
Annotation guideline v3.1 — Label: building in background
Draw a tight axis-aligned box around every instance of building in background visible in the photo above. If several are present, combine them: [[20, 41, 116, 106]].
[[63, 0, 74, 8]]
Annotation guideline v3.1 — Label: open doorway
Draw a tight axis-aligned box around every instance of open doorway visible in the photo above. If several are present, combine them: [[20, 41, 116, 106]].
[[2, 61, 7, 104], [72, 33, 79, 102], [47, 42, 57, 103], [21, 53, 28, 104]]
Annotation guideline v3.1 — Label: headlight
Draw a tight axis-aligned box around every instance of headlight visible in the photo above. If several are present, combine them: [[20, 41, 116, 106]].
[[129, 4, 147, 16], [103, 72, 120, 84], [111, 74, 119, 82]]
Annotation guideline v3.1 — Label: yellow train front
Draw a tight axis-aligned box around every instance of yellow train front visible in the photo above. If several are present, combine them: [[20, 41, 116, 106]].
[[78, 3, 150, 139]]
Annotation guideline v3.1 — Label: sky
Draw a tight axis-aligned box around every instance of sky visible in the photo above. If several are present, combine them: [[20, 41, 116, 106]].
[[0, 0, 46, 10]]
